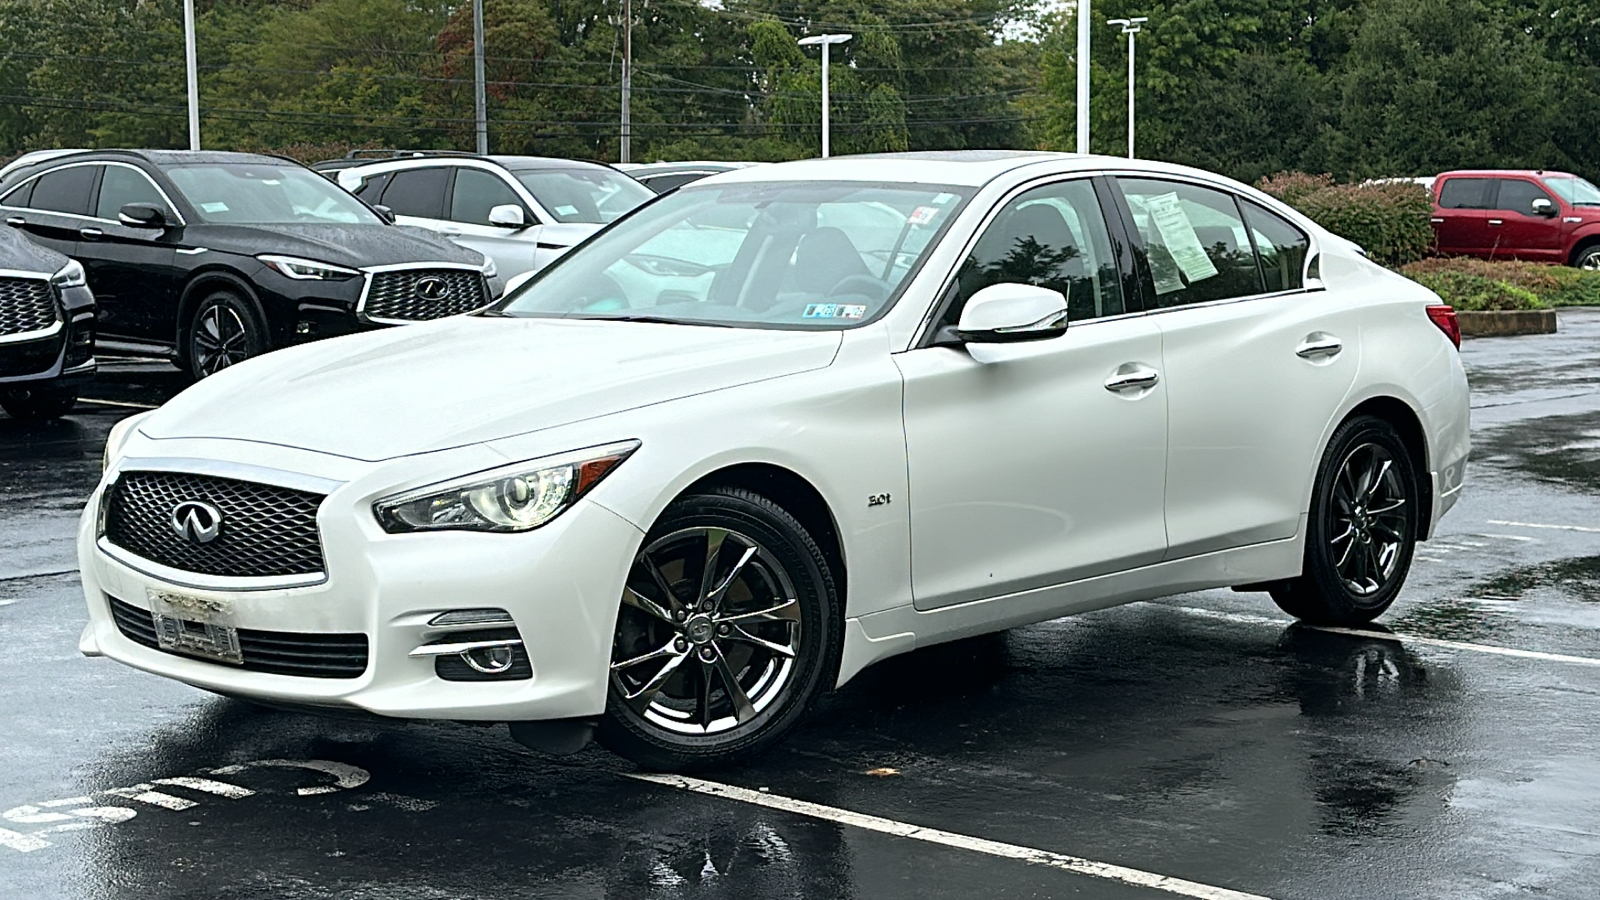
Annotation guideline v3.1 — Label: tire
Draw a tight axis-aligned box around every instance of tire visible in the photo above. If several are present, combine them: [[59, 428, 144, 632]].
[[0, 386, 78, 420], [596, 487, 842, 771], [186, 291, 266, 380], [1573, 243, 1600, 271], [1270, 415, 1420, 625]]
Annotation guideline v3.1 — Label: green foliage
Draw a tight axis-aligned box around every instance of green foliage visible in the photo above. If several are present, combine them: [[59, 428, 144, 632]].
[[1401, 258, 1600, 308], [1401, 269, 1546, 312], [1256, 173, 1433, 267]]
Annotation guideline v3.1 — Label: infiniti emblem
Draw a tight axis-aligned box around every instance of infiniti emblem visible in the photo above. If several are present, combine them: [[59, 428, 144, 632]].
[[171, 500, 223, 545], [414, 275, 450, 302]]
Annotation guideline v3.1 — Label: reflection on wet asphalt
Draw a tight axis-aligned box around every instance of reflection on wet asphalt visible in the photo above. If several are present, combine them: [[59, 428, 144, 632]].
[[4, 316, 1600, 898]]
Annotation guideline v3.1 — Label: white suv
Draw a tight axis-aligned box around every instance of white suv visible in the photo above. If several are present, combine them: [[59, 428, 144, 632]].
[[324, 155, 655, 281]]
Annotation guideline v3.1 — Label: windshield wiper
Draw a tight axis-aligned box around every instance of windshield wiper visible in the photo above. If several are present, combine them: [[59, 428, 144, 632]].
[[570, 314, 734, 327]]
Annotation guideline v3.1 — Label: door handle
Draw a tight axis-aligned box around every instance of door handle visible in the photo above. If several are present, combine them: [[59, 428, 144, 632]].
[[1430, 217, 1445, 224], [79, 227, 104, 239], [1488, 219, 1503, 226], [4, 216, 23, 227], [1104, 366, 1160, 393], [1296, 335, 1343, 359]]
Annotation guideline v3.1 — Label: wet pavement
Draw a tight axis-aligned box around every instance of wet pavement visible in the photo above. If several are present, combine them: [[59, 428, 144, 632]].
[[3, 316, 1600, 900]]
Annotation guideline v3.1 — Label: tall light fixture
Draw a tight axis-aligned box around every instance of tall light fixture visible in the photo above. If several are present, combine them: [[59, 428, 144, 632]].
[[798, 33, 852, 158], [1075, 0, 1089, 153], [1107, 17, 1148, 158], [620, 0, 632, 163], [183, 0, 199, 150], [473, 0, 488, 155]]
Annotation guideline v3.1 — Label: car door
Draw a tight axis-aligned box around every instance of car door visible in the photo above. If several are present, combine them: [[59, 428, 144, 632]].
[[1, 163, 98, 258], [442, 167, 542, 279], [1489, 177, 1563, 261], [80, 162, 182, 341], [1432, 177, 1494, 256], [1112, 176, 1361, 559], [896, 177, 1168, 611]]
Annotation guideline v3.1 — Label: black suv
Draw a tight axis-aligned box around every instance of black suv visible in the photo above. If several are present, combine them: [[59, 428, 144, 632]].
[[0, 223, 95, 419], [0, 150, 496, 380]]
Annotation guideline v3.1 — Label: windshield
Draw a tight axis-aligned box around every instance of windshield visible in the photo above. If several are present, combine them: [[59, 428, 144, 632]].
[[511, 167, 655, 224], [1545, 174, 1600, 206], [165, 163, 382, 225], [499, 180, 970, 329]]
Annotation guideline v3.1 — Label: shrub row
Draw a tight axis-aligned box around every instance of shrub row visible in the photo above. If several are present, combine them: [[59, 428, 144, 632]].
[[1400, 257, 1600, 308], [1256, 173, 1435, 268]]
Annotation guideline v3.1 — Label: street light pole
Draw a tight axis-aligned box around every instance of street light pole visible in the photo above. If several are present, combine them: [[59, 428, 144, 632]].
[[1107, 17, 1148, 159], [620, 0, 632, 163], [473, 0, 487, 155], [1075, 0, 1089, 154], [798, 34, 852, 158], [183, 0, 199, 150]]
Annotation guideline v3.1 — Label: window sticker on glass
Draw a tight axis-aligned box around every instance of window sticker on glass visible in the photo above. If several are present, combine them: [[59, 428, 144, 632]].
[[908, 206, 938, 225], [1145, 192, 1219, 285], [933, 192, 957, 205], [201, 201, 229, 213], [802, 303, 867, 319], [555, 205, 578, 216]]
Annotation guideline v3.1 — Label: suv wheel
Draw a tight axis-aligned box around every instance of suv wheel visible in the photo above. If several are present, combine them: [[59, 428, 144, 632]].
[[0, 387, 78, 420], [188, 291, 265, 380], [1574, 244, 1600, 271], [1271, 416, 1419, 625], [596, 487, 841, 771]]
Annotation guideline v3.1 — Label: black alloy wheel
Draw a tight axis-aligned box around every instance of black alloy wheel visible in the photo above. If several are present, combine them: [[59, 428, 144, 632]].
[[597, 487, 841, 771], [0, 387, 78, 421], [1271, 416, 1420, 625], [187, 292, 265, 380], [1575, 244, 1600, 272]]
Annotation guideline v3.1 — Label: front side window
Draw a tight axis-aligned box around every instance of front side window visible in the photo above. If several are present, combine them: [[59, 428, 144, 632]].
[[511, 167, 654, 224], [499, 180, 970, 329], [379, 167, 449, 219], [450, 168, 526, 226], [28, 165, 99, 216], [1240, 200, 1309, 293], [1116, 177, 1263, 306], [1438, 177, 1492, 209], [1545, 174, 1600, 206], [96, 166, 166, 220], [941, 178, 1123, 330], [1494, 179, 1553, 215], [165, 164, 379, 225]]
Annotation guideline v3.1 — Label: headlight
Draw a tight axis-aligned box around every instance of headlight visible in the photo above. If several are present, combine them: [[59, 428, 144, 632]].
[[102, 410, 153, 472], [373, 440, 639, 534], [480, 258, 497, 279], [51, 259, 87, 289], [258, 254, 362, 280]]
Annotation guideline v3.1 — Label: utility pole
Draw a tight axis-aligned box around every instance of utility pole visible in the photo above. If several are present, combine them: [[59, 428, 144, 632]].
[[1108, 17, 1148, 159], [183, 0, 199, 150], [1075, 0, 1089, 154], [473, 0, 488, 155], [620, 0, 632, 163], [798, 34, 852, 158]]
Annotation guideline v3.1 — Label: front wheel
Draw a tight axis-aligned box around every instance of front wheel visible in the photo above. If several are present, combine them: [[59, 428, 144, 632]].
[[596, 487, 841, 771], [1271, 416, 1420, 625], [0, 386, 77, 420], [1574, 244, 1600, 271], [187, 291, 265, 380]]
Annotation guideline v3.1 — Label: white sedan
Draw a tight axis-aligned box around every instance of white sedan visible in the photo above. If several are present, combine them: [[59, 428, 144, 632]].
[[80, 151, 1470, 770]]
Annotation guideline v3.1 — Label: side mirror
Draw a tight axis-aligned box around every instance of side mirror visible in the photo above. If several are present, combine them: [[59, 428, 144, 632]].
[[940, 283, 1069, 345], [1531, 197, 1557, 217], [118, 202, 167, 229], [488, 204, 528, 229], [373, 204, 397, 224]]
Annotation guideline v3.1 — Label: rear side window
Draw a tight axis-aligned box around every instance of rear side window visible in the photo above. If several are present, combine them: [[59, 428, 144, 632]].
[[1493, 179, 1553, 215], [449, 168, 526, 226], [1438, 178, 1492, 209], [0, 180, 33, 208], [1240, 200, 1309, 293], [379, 167, 448, 219], [28, 165, 100, 216], [96, 166, 166, 220], [1116, 177, 1263, 306], [352, 172, 391, 200]]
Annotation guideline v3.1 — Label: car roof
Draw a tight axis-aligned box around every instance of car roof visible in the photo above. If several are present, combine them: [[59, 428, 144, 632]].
[[697, 150, 1203, 189], [1438, 169, 1576, 179]]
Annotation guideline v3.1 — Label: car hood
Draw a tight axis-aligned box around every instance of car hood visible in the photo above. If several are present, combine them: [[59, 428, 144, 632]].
[[140, 316, 843, 462], [0, 223, 67, 273], [188, 223, 484, 269]]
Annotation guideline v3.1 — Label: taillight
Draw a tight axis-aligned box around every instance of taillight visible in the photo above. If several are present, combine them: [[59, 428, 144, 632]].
[[1426, 304, 1460, 348]]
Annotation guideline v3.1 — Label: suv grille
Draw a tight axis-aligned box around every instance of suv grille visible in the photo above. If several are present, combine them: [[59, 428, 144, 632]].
[[0, 276, 58, 336], [108, 595, 369, 678], [105, 472, 326, 579], [362, 268, 489, 323]]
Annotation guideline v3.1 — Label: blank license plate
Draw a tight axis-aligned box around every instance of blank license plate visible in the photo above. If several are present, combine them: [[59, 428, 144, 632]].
[[147, 589, 243, 665]]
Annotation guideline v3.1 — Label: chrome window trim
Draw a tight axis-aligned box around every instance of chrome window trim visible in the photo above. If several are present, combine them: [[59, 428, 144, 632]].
[[0, 269, 62, 343], [342, 158, 557, 225], [355, 261, 495, 325], [0, 160, 188, 227]]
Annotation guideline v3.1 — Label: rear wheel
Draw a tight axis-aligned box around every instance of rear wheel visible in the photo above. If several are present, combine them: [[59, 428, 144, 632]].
[[0, 386, 77, 420], [1573, 243, 1600, 271], [1271, 416, 1419, 625], [596, 487, 840, 771], [187, 291, 265, 380]]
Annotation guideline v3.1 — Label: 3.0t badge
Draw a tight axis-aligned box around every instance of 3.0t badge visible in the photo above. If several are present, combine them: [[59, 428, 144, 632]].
[[170, 500, 223, 545]]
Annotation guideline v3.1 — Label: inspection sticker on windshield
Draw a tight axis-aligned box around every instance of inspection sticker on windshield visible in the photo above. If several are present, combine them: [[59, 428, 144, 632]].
[[908, 206, 939, 225], [200, 202, 228, 213], [803, 303, 866, 319], [555, 205, 578, 216]]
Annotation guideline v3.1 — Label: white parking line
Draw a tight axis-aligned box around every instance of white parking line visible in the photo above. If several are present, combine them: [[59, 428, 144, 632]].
[[1159, 605, 1600, 668], [77, 398, 158, 410], [1487, 519, 1600, 534], [102, 785, 197, 811], [631, 773, 1275, 900], [152, 777, 255, 799]]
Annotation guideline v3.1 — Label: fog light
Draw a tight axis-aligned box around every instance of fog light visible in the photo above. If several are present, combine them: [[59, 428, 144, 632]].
[[462, 645, 515, 674]]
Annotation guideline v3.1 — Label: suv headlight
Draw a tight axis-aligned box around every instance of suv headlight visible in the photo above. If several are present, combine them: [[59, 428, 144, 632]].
[[258, 254, 362, 280], [373, 441, 639, 534], [102, 410, 153, 472], [51, 259, 87, 289], [480, 258, 497, 279]]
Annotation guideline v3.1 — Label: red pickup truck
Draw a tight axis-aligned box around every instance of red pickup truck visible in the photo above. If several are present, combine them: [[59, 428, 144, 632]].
[[1431, 170, 1600, 269]]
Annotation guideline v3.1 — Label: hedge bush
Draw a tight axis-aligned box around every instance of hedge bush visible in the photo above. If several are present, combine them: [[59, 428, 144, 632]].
[[1256, 173, 1435, 268], [1400, 269, 1545, 311], [1400, 257, 1600, 307]]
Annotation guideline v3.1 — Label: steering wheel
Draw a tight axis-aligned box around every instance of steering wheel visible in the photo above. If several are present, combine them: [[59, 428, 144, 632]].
[[828, 274, 890, 303]]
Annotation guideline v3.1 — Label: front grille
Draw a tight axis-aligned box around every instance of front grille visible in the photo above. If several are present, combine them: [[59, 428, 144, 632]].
[[0, 276, 58, 336], [362, 268, 489, 322], [105, 471, 326, 579], [109, 595, 369, 678]]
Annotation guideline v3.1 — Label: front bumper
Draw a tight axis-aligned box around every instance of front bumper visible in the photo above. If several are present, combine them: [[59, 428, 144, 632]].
[[79, 444, 644, 722], [0, 283, 95, 387]]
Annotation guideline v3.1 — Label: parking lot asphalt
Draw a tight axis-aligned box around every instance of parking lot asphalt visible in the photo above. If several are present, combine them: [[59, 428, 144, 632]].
[[3, 312, 1600, 900]]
